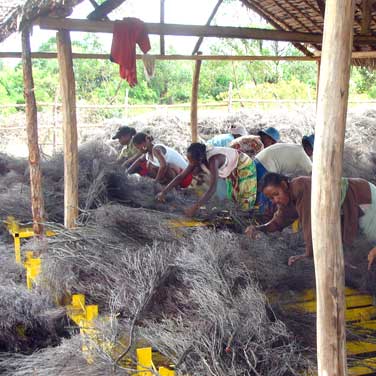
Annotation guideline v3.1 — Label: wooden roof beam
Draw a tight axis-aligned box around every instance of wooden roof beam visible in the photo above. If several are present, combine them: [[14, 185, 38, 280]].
[[192, 0, 223, 55], [0, 51, 319, 60], [37, 17, 376, 45], [87, 0, 127, 21], [38, 17, 325, 43], [87, 0, 109, 21]]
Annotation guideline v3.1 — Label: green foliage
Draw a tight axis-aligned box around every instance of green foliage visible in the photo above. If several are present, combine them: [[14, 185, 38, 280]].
[[1, 33, 376, 107]]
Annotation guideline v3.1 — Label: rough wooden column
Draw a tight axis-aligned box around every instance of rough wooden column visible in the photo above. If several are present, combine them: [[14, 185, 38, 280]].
[[190, 52, 202, 142], [57, 30, 78, 229], [312, 1, 355, 375], [21, 28, 45, 235], [315, 59, 321, 108], [160, 0, 165, 55]]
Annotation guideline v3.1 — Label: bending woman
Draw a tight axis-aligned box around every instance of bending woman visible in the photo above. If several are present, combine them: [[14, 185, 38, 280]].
[[127, 132, 192, 187], [245, 173, 376, 266], [156, 143, 257, 217]]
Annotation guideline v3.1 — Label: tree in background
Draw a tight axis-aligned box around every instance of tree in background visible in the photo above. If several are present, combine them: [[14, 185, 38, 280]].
[[0, 32, 375, 107]]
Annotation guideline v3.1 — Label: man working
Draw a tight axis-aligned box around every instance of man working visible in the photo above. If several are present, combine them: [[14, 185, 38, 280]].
[[112, 126, 148, 176], [258, 127, 280, 148], [302, 134, 315, 158], [207, 125, 248, 147]]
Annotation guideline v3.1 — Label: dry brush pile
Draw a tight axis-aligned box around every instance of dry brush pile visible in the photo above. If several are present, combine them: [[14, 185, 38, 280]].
[[0, 108, 375, 374]]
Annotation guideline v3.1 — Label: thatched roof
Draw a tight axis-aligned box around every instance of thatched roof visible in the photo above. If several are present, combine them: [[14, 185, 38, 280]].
[[241, 0, 376, 67], [0, 0, 83, 43]]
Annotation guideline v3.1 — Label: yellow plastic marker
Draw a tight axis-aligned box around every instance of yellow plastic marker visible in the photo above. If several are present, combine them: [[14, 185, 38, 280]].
[[24, 251, 41, 289], [158, 367, 175, 376], [136, 347, 154, 376], [5, 216, 56, 264], [168, 219, 208, 228], [348, 356, 376, 375]]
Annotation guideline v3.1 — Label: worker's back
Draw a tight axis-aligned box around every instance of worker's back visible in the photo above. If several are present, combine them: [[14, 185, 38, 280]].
[[255, 143, 312, 177]]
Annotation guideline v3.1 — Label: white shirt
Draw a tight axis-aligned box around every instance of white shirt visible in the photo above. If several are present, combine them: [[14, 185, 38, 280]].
[[255, 143, 312, 177], [147, 144, 188, 170]]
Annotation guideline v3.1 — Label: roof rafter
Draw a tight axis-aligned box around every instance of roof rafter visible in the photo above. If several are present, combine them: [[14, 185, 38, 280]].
[[87, 0, 109, 21], [316, 0, 325, 17], [241, 0, 314, 56], [269, 0, 321, 50], [87, 0, 127, 21], [192, 0, 223, 55]]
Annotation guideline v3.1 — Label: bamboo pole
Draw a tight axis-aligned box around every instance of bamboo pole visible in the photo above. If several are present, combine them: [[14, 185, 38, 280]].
[[57, 30, 79, 229], [315, 59, 321, 109], [312, 1, 355, 375], [160, 0, 165, 55], [190, 52, 202, 142], [192, 0, 223, 55], [21, 28, 45, 235], [228, 81, 233, 112], [4, 51, 376, 60], [0, 51, 319, 61]]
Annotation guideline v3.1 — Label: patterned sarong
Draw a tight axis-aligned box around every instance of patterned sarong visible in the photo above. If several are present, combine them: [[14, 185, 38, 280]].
[[226, 152, 257, 210]]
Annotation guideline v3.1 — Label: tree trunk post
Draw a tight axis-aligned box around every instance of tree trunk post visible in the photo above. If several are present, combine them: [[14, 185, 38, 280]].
[[190, 52, 202, 143], [315, 59, 321, 109], [228, 81, 233, 112], [57, 30, 79, 229], [21, 28, 45, 236], [312, 1, 355, 376], [160, 0, 165, 55]]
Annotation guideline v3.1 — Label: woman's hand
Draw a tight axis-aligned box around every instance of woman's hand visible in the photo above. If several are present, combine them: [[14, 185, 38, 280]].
[[184, 204, 199, 217], [288, 254, 308, 266], [155, 192, 166, 202], [244, 225, 261, 240], [368, 247, 376, 271]]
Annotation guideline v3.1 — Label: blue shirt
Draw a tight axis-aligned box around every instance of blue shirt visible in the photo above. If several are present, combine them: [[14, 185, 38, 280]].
[[207, 133, 234, 148]]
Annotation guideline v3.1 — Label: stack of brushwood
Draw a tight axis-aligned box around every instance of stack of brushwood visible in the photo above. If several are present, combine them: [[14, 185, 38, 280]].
[[0, 108, 376, 375]]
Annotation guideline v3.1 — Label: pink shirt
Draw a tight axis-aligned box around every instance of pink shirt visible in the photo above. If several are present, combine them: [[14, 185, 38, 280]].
[[204, 146, 239, 178]]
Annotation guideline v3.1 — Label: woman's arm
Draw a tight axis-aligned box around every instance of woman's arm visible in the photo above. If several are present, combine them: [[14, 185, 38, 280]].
[[122, 151, 143, 168], [126, 154, 145, 174], [184, 157, 219, 216], [156, 164, 194, 201], [153, 147, 168, 183], [245, 206, 298, 239]]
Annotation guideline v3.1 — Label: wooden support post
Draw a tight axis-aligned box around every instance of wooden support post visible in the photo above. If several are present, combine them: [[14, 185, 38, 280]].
[[124, 87, 129, 118], [315, 59, 321, 109], [21, 28, 45, 236], [160, 0, 165, 55], [312, 1, 355, 375], [57, 30, 79, 229], [228, 81, 233, 112], [190, 52, 202, 143], [192, 0, 223, 55]]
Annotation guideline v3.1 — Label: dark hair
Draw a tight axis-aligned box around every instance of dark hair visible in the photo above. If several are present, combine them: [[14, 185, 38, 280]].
[[119, 126, 136, 137], [259, 172, 289, 192], [133, 132, 149, 145], [187, 143, 207, 163], [112, 126, 136, 140]]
